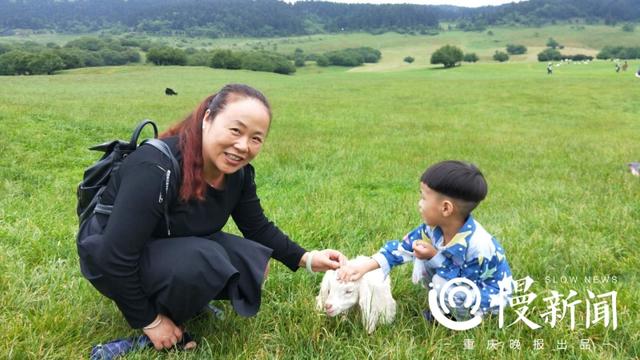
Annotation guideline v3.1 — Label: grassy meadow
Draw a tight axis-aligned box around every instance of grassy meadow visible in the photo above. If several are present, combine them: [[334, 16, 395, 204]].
[[1, 28, 640, 359]]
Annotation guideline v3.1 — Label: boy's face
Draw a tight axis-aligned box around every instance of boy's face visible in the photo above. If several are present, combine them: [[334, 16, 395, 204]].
[[418, 183, 445, 227]]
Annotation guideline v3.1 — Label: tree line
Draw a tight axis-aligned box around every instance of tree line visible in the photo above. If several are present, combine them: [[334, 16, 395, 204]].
[[0, 0, 438, 37], [0, 36, 385, 75], [1, 0, 638, 38]]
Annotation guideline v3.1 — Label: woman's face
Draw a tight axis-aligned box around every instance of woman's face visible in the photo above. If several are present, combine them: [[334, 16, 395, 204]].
[[202, 97, 270, 178]]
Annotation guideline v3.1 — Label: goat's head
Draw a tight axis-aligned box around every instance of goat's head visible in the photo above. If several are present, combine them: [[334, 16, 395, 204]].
[[316, 257, 396, 333], [316, 269, 360, 317]]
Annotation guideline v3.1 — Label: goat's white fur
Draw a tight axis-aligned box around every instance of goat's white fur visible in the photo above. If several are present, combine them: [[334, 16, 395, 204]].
[[315, 256, 396, 333]]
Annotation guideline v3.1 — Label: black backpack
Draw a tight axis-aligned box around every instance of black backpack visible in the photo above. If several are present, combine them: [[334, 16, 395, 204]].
[[76, 120, 180, 235]]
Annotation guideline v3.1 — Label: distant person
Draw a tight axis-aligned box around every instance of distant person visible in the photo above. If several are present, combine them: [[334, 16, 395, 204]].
[[165, 87, 178, 96], [636, 67, 640, 78], [622, 61, 628, 72], [547, 62, 553, 75], [337, 161, 513, 322], [77, 83, 346, 351], [615, 63, 621, 73]]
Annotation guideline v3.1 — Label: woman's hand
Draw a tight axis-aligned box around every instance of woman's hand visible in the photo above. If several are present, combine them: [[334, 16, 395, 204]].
[[142, 314, 183, 350], [300, 249, 347, 272]]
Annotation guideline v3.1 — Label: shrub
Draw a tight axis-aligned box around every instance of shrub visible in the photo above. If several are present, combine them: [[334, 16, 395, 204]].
[[55, 48, 86, 69], [187, 50, 213, 67], [27, 51, 64, 74], [538, 48, 562, 62], [316, 55, 330, 67], [566, 54, 593, 61], [98, 49, 129, 66], [210, 49, 242, 69], [319, 47, 381, 67], [430, 44, 463, 68], [404, 56, 414, 64], [546, 37, 559, 49], [463, 53, 479, 62], [506, 44, 527, 55], [241, 51, 295, 75], [146, 46, 187, 66], [0, 50, 64, 75], [326, 51, 363, 66], [493, 50, 509, 62], [0, 50, 32, 75], [65, 37, 106, 51], [0, 43, 12, 55], [597, 46, 640, 60]]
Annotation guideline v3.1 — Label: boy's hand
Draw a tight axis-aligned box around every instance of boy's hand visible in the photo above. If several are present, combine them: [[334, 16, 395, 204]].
[[413, 240, 437, 260], [337, 258, 379, 282]]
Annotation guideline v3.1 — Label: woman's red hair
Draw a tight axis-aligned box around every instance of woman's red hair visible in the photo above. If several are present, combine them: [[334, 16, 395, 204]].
[[160, 84, 271, 202]]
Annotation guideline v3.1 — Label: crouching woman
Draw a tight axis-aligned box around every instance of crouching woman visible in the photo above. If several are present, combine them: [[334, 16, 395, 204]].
[[77, 84, 345, 350]]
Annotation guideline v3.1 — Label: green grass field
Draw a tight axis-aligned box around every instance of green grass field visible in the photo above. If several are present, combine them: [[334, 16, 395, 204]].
[[1, 33, 639, 359]]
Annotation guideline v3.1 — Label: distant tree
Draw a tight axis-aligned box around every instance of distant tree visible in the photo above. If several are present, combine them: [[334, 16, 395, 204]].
[[463, 53, 479, 62], [404, 56, 415, 64], [210, 50, 242, 69], [493, 50, 509, 62], [320, 47, 380, 67], [622, 23, 635, 32], [430, 45, 463, 68], [327, 51, 362, 66], [546, 37, 560, 49], [316, 55, 330, 67], [0, 43, 13, 56], [304, 53, 319, 62], [146, 46, 187, 66], [123, 49, 141, 63], [54, 48, 86, 69], [240, 51, 295, 75], [294, 48, 305, 67], [83, 52, 105, 67], [537, 48, 562, 61], [0, 50, 31, 75], [98, 49, 128, 65], [65, 37, 106, 51], [487, 30, 494, 36], [27, 51, 64, 74], [566, 54, 593, 61], [355, 47, 382, 63], [597, 45, 640, 60], [506, 44, 527, 55], [187, 50, 213, 67]]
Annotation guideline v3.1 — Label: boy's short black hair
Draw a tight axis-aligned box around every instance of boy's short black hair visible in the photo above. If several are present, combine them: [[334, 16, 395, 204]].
[[421, 160, 488, 216]]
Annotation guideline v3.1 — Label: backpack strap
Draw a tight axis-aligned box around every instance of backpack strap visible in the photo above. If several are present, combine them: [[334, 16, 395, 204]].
[[144, 138, 181, 181], [130, 120, 158, 148], [143, 138, 181, 237]]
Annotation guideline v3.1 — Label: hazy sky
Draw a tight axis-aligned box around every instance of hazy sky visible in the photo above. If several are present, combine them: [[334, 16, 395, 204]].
[[285, 0, 524, 7]]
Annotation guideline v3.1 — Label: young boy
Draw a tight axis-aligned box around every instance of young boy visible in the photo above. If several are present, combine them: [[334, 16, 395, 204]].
[[338, 160, 512, 320]]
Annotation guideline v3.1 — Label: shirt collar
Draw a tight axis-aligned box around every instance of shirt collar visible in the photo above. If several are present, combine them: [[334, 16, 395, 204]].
[[432, 214, 476, 249]]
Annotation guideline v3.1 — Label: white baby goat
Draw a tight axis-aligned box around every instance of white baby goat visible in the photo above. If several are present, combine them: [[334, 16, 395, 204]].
[[316, 256, 396, 333]]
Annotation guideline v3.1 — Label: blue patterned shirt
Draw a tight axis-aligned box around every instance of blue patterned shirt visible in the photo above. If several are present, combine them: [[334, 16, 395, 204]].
[[371, 215, 513, 313]]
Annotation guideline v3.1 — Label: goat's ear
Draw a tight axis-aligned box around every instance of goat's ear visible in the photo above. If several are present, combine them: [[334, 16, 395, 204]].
[[359, 275, 397, 333], [316, 270, 333, 311]]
